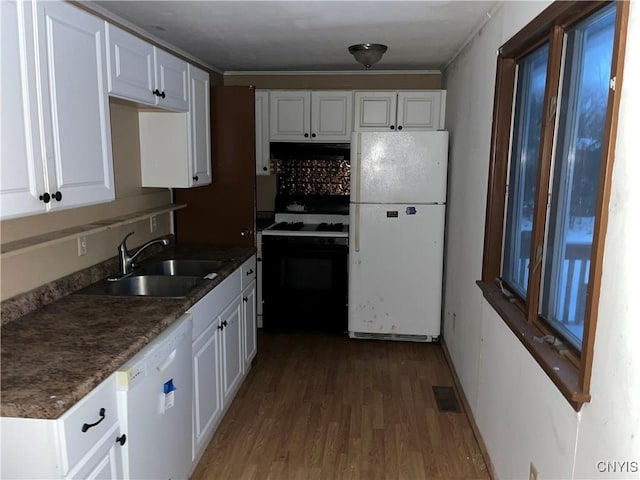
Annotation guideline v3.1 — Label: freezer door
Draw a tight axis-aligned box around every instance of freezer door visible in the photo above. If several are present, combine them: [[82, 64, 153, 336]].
[[348, 203, 445, 337], [351, 131, 448, 204]]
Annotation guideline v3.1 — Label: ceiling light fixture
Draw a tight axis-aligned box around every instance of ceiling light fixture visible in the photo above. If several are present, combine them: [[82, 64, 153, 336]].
[[348, 43, 388, 70]]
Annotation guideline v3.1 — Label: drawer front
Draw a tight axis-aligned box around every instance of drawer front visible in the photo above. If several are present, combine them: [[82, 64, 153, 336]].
[[189, 269, 241, 341], [60, 374, 118, 471], [241, 256, 256, 290]]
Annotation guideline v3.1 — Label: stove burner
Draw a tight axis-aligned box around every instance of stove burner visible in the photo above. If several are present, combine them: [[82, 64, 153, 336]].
[[272, 222, 304, 231], [317, 222, 345, 232]]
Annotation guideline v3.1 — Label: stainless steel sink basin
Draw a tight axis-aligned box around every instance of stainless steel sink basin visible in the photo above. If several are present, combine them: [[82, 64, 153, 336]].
[[136, 259, 225, 277], [76, 275, 204, 298]]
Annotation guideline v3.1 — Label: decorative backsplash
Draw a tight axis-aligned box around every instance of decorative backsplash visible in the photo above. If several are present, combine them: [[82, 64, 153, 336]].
[[273, 158, 351, 195]]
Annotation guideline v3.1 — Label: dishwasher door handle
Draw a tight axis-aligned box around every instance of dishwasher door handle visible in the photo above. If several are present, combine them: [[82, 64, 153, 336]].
[[156, 349, 177, 373]]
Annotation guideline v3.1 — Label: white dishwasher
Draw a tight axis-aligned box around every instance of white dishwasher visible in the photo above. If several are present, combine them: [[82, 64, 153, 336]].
[[117, 314, 192, 480]]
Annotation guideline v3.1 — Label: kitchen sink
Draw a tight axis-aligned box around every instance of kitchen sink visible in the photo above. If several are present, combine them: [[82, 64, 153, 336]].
[[135, 259, 226, 277], [76, 275, 204, 298]]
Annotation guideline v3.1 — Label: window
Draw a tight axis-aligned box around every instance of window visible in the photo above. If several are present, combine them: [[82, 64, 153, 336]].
[[479, 1, 628, 410]]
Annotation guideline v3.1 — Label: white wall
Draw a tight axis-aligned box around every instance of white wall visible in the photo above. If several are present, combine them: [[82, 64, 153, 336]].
[[443, 1, 640, 478]]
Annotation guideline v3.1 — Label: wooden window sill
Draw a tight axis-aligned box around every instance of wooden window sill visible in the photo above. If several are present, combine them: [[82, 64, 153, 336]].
[[477, 280, 590, 411]]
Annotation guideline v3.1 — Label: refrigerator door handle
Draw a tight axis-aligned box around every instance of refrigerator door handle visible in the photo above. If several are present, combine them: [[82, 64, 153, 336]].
[[355, 203, 360, 252], [355, 133, 362, 204]]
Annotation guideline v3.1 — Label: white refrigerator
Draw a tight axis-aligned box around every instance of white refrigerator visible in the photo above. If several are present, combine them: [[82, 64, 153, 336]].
[[348, 131, 448, 341]]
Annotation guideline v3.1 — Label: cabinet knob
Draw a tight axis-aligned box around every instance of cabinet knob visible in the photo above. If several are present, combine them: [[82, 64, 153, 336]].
[[222, 320, 228, 327], [53, 191, 62, 201], [152, 89, 166, 99], [397, 125, 403, 131], [193, 175, 199, 182], [262, 166, 268, 171], [217, 323, 224, 330], [390, 125, 395, 130], [304, 133, 309, 138], [311, 133, 316, 138], [39, 193, 51, 203], [246, 269, 254, 275], [160, 91, 166, 99], [116, 434, 127, 446], [243, 296, 248, 302]]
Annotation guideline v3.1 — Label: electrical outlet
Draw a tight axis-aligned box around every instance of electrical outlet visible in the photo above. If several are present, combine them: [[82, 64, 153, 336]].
[[529, 462, 538, 480], [77, 236, 87, 256], [150, 215, 157, 233]]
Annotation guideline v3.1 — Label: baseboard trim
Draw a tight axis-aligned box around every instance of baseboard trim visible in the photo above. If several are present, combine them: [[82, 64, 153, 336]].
[[440, 338, 497, 479]]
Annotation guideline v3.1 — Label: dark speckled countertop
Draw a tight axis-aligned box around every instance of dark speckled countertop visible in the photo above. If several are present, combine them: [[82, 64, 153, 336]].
[[0, 245, 255, 419]]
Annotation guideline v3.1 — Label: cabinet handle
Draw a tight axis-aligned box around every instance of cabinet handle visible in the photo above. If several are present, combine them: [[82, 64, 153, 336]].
[[311, 133, 316, 138], [390, 125, 395, 130], [246, 269, 254, 275], [193, 175, 199, 182], [397, 125, 403, 131], [152, 89, 166, 99], [53, 191, 62, 201], [81, 408, 106, 432], [39, 193, 51, 203], [304, 133, 309, 138], [116, 434, 127, 446], [243, 296, 248, 302]]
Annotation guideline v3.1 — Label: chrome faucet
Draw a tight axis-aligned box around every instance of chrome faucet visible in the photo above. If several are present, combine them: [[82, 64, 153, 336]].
[[118, 232, 171, 276]]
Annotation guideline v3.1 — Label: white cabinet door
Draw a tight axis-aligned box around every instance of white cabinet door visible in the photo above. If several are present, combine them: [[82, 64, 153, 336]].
[[255, 90, 270, 175], [269, 91, 311, 141], [311, 91, 353, 142], [155, 48, 189, 112], [189, 65, 211, 186], [0, 0, 46, 219], [192, 321, 222, 462], [242, 280, 257, 373], [34, 0, 114, 211], [353, 91, 397, 131], [105, 24, 155, 105], [396, 91, 445, 131], [220, 296, 243, 407], [65, 423, 124, 480]]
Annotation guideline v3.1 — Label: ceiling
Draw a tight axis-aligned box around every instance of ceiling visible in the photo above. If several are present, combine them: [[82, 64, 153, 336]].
[[89, 1, 497, 73]]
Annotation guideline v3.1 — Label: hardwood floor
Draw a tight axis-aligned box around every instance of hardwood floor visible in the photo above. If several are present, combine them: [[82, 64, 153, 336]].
[[191, 332, 489, 480]]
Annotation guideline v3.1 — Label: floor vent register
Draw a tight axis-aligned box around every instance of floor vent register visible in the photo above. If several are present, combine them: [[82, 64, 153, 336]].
[[432, 386, 461, 413]]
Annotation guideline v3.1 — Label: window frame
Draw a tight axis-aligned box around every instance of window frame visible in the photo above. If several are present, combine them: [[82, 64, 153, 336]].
[[478, 0, 629, 410]]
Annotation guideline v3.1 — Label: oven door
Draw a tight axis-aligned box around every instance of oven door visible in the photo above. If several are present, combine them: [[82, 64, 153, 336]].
[[262, 235, 348, 332]]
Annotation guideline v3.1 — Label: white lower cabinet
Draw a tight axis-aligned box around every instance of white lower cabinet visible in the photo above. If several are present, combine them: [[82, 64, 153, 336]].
[[0, 374, 123, 480], [220, 297, 244, 407], [189, 256, 256, 469]]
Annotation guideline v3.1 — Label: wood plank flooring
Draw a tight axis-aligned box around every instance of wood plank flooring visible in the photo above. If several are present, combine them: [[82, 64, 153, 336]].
[[191, 332, 489, 480]]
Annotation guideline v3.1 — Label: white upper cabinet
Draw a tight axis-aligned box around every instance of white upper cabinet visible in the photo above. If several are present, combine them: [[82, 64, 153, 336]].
[[106, 24, 189, 112], [1, 0, 45, 219], [255, 90, 270, 175], [138, 64, 211, 188], [188, 64, 212, 185], [155, 48, 189, 112], [354, 90, 446, 132], [270, 90, 353, 142], [1, 0, 114, 220]]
